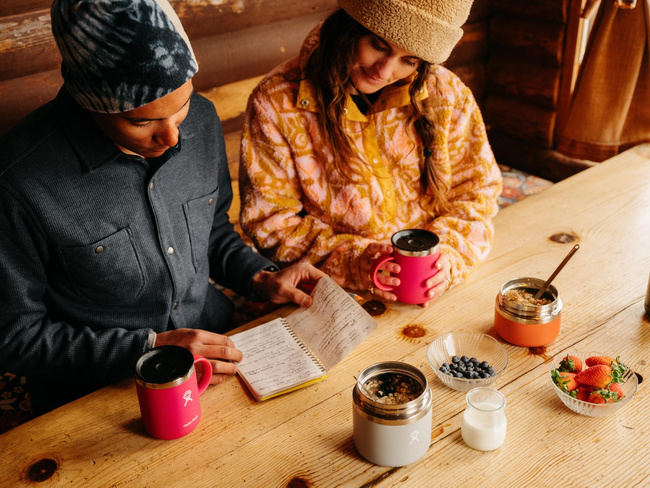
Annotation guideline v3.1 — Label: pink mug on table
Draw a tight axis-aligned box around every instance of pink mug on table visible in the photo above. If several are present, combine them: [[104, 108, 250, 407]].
[[370, 229, 441, 305], [135, 345, 212, 440]]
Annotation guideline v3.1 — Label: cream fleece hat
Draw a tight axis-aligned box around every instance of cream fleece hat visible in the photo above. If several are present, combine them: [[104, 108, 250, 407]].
[[338, 0, 474, 64]]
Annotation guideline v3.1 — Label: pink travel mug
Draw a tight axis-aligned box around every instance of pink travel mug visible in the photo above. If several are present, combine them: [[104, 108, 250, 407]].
[[370, 229, 441, 304], [135, 345, 212, 440]]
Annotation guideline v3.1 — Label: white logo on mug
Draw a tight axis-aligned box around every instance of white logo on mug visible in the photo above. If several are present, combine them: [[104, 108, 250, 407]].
[[183, 390, 193, 406], [409, 430, 420, 445]]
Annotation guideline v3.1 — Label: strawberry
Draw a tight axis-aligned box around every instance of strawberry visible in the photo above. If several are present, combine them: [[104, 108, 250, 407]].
[[558, 354, 583, 373], [574, 386, 593, 402], [587, 390, 615, 404], [607, 382, 625, 401], [574, 364, 612, 389], [587, 383, 624, 404], [552, 370, 578, 392], [585, 355, 617, 368], [590, 356, 628, 383]]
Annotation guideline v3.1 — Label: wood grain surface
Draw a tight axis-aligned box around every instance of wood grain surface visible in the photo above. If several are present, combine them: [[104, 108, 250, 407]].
[[1, 144, 649, 487]]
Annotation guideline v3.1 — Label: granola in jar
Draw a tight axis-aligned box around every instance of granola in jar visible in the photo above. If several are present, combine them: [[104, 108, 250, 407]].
[[505, 287, 552, 306], [362, 372, 424, 404]]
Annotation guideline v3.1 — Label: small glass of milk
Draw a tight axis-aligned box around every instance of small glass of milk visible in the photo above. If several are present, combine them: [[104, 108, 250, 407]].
[[461, 387, 507, 451]]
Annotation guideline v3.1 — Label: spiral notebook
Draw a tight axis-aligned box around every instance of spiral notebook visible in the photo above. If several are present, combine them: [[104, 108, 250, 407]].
[[230, 276, 377, 401]]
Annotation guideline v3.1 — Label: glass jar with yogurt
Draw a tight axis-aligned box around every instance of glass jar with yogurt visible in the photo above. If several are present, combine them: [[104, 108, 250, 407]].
[[461, 387, 507, 451]]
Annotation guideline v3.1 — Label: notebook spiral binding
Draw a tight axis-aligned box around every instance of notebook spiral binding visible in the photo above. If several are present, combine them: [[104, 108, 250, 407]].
[[283, 320, 327, 372]]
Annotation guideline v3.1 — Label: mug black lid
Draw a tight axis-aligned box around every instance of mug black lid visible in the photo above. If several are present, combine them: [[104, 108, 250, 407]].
[[135, 345, 194, 384], [391, 229, 439, 254]]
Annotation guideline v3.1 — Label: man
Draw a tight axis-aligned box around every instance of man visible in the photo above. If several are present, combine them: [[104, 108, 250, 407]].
[[0, 0, 325, 415]]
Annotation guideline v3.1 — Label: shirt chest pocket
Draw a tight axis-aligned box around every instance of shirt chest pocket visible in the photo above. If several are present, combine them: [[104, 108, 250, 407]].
[[58, 227, 145, 305], [183, 187, 218, 273]]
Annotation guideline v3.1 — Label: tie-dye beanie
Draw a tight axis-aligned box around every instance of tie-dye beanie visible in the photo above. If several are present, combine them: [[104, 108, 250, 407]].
[[51, 0, 198, 113]]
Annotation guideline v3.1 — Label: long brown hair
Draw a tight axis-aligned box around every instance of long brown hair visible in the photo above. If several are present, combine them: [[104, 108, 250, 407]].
[[303, 9, 450, 213]]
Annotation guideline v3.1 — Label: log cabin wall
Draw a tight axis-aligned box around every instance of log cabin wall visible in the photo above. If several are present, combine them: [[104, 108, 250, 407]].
[[0, 0, 340, 137], [444, 0, 491, 105], [0, 0, 489, 137], [484, 0, 595, 181], [0, 1, 591, 185]]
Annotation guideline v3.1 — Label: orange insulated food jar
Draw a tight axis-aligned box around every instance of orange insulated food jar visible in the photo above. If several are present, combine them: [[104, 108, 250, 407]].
[[494, 277, 562, 347]]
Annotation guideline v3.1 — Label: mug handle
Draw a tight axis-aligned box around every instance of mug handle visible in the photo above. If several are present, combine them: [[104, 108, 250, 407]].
[[370, 254, 395, 292], [193, 355, 213, 395]]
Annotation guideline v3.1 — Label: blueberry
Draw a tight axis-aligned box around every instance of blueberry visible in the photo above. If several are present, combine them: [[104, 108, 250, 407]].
[[461, 355, 469, 363], [452, 356, 460, 363], [487, 367, 495, 375], [463, 371, 472, 379], [480, 361, 490, 369], [441, 362, 450, 370], [470, 357, 478, 364], [480, 372, 489, 378]]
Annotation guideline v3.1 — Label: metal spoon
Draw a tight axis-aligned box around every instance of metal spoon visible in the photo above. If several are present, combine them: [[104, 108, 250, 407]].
[[534, 244, 580, 300]]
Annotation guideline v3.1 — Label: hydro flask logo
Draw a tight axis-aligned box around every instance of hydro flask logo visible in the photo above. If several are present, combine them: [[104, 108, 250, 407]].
[[182, 390, 193, 406], [409, 430, 420, 445]]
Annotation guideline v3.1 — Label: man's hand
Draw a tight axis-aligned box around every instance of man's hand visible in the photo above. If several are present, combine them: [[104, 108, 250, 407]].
[[250, 261, 327, 308], [154, 328, 242, 384]]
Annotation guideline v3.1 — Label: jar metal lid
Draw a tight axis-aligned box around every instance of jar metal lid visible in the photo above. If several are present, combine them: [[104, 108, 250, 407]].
[[135, 345, 194, 390], [391, 229, 439, 257]]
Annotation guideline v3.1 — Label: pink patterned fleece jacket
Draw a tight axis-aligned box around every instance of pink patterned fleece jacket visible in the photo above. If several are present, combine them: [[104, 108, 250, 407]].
[[239, 33, 502, 292]]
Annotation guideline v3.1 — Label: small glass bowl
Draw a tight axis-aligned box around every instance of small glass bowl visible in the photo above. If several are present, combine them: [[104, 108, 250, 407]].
[[427, 332, 509, 392], [549, 352, 639, 417]]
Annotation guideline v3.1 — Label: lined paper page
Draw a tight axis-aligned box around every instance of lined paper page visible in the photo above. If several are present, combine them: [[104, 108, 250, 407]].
[[287, 276, 377, 370], [231, 317, 326, 400]]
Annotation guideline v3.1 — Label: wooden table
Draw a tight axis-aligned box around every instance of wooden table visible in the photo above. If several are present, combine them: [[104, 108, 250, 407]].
[[2, 144, 649, 487]]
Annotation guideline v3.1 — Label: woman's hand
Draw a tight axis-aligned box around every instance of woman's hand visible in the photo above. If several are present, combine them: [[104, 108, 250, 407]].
[[359, 242, 399, 302], [361, 243, 453, 307], [420, 252, 452, 308]]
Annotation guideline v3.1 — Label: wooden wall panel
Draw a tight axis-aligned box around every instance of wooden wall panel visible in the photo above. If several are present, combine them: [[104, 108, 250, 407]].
[[0, 0, 487, 138], [0, 0, 48, 18], [489, 14, 566, 67], [467, 0, 491, 22], [0, 1, 338, 82], [172, 0, 337, 39], [446, 20, 489, 69], [487, 55, 561, 109], [0, 10, 59, 80], [451, 62, 486, 103], [488, 131, 594, 181], [0, 7, 331, 136], [446, 0, 491, 105], [0, 70, 62, 134], [192, 12, 327, 91], [485, 96, 557, 147], [491, 0, 569, 23]]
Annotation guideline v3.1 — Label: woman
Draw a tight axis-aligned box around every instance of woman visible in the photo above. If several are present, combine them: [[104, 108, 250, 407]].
[[239, 0, 502, 305]]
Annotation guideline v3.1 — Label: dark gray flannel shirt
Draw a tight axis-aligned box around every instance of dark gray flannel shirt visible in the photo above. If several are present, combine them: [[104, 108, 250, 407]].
[[0, 87, 273, 413]]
